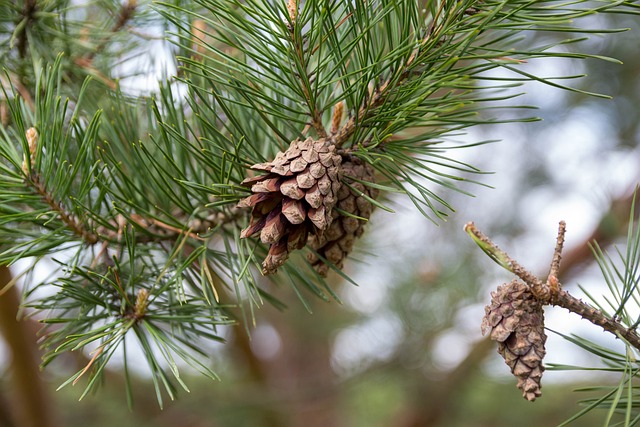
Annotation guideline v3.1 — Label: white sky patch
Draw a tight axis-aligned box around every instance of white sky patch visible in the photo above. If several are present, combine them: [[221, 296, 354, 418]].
[[431, 329, 474, 371], [250, 323, 282, 360], [331, 313, 404, 376]]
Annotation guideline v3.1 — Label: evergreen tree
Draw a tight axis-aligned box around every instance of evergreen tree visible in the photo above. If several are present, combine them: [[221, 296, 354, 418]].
[[1, 0, 640, 424]]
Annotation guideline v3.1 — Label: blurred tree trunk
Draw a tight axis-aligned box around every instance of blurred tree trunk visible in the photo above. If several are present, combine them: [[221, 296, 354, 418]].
[[229, 289, 345, 427], [267, 301, 344, 427], [0, 266, 56, 427]]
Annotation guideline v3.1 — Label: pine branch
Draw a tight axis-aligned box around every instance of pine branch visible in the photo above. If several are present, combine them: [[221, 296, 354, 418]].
[[15, 0, 37, 59], [1, 0, 639, 406], [331, 0, 457, 149], [79, 0, 138, 66], [27, 172, 99, 244], [466, 221, 640, 351]]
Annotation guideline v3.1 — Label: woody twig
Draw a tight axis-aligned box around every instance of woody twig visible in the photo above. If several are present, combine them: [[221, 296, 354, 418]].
[[465, 221, 640, 350]]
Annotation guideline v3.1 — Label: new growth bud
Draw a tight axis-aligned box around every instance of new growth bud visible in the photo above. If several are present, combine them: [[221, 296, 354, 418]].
[[21, 127, 38, 175]]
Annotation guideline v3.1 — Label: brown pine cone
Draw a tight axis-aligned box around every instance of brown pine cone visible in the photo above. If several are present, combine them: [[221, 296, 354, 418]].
[[307, 158, 378, 276], [482, 280, 547, 401], [238, 137, 342, 274]]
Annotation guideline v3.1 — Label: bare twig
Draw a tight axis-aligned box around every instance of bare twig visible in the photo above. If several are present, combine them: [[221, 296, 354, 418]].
[[549, 220, 566, 279], [464, 221, 549, 300]]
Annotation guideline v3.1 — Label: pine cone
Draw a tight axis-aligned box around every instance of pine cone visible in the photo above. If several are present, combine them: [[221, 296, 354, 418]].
[[482, 280, 547, 401], [307, 158, 378, 276], [238, 137, 343, 274]]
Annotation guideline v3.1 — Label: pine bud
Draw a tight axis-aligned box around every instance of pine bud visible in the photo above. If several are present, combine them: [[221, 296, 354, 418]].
[[287, 0, 298, 25], [133, 288, 149, 320], [21, 127, 38, 175], [330, 101, 344, 134]]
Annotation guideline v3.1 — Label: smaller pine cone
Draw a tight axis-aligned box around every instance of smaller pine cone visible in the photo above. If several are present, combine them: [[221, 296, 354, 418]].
[[238, 137, 343, 275], [307, 158, 378, 276], [482, 280, 547, 402]]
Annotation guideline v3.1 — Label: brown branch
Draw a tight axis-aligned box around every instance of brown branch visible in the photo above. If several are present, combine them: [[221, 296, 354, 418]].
[[0, 266, 57, 427], [465, 221, 640, 351], [27, 166, 244, 255], [112, 0, 137, 33], [82, 0, 137, 64], [21, 124, 240, 249], [549, 220, 566, 279], [15, 0, 37, 59], [29, 174, 99, 244], [0, 393, 16, 427], [554, 289, 640, 346], [27, 175, 96, 243], [390, 337, 495, 427], [70, 0, 137, 89], [29, 172, 240, 246]]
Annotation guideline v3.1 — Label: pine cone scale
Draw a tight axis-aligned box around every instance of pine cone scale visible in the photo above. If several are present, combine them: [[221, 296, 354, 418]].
[[281, 198, 306, 224], [290, 157, 307, 172], [302, 149, 319, 163], [240, 216, 267, 239], [260, 211, 286, 244], [318, 175, 331, 194], [305, 185, 323, 209], [308, 206, 326, 229], [310, 162, 325, 178], [296, 170, 316, 189], [281, 178, 305, 200], [251, 177, 281, 193]]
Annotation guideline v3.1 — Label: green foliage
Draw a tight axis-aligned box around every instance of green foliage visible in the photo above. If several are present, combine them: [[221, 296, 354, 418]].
[[541, 195, 640, 426], [0, 0, 639, 409]]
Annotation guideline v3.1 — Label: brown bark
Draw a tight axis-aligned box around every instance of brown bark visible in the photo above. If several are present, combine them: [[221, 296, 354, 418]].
[[0, 266, 57, 427]]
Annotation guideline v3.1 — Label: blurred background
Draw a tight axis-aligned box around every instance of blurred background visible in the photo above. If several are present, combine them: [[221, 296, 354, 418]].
[[2, 7, 640, 427]]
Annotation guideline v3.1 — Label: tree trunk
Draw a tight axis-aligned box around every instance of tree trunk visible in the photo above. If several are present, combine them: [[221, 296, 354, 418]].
[[0, 266, 57, 427]]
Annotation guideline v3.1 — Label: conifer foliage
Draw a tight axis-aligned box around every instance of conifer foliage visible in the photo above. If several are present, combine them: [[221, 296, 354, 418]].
[[0, 0, 637, 407]]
